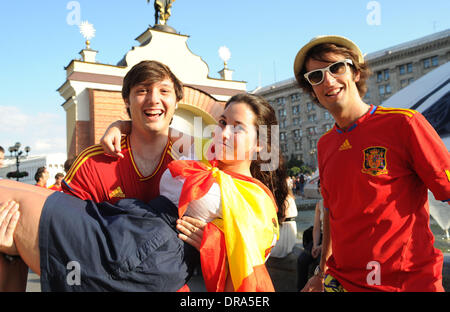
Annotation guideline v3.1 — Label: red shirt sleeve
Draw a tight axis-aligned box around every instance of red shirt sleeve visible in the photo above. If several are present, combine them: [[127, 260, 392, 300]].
[[62, 157, 105, 202], [407, 112, 450, 202]]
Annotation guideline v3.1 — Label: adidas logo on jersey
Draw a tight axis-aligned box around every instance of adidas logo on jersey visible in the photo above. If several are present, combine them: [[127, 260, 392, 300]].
[[339, 139, 352, 151], [109, 186, 125, 198]]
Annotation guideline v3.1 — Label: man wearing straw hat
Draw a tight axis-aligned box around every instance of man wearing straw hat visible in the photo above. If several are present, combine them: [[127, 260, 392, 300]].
[[294, 35, 450, 292]]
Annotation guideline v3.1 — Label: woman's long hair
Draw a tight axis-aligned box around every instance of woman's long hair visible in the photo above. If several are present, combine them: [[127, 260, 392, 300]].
[[224, 93, 290, 223]]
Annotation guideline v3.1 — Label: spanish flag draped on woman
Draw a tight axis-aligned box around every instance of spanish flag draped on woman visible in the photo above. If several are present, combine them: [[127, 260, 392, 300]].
[[168, 158, 279, 292]]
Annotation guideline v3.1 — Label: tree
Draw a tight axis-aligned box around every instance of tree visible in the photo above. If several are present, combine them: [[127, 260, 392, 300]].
[[300, 165, 313, 175], [288, 166, 301, 176], [287, 154, 304, 169]]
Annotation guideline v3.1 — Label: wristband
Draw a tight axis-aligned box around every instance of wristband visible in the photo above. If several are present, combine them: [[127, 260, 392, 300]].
[[314, 265, 325, 278]]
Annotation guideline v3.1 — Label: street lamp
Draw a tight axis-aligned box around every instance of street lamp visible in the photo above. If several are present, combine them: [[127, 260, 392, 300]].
[[7, 142, 30, 181], [309, 148, 317, 170]]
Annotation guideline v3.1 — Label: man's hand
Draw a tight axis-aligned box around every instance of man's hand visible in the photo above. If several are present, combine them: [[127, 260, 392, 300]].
[[176, 216, 206, 251], [311, 245, 322, 259], [301, 275, 324, 292], [100, 120, 130, 158], [0, 200, 20, 255]]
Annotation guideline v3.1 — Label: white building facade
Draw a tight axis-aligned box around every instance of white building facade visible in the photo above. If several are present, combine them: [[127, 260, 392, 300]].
[[0, 154, 66, 186]]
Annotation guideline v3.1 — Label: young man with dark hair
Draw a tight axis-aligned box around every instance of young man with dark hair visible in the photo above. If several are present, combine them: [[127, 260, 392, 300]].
[[62, 60, 184, 203], [48, 173, 64, 192], [295, 35, 450, 292], [34, 167, 49, 188]]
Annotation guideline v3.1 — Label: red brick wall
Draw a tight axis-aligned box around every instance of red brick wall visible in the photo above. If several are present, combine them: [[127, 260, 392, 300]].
[[89, 89, 129, 146]]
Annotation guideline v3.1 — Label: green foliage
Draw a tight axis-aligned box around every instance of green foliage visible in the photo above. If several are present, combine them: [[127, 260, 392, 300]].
[[288, 166, 301, 176]]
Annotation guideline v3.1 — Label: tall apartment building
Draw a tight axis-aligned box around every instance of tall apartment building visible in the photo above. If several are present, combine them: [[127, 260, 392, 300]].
[[255, 29, 450, 168]]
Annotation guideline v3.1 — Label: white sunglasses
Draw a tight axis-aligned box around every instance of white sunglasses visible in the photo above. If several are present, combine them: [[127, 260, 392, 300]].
[[304, 59, 353, 86]]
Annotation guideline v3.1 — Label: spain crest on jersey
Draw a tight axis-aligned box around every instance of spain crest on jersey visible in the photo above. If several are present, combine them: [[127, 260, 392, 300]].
[[361, 146, 388, 176]]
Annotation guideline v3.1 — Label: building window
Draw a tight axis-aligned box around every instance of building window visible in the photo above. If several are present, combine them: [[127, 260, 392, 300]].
[[280, 132, 287, 141], [424, 56, 439, 69], [276, 97, 286, 105], [307, 102, 315, 112], [278, 108, 286, 119], [400, 63, 413, 75], [385, 84, 391, 94], [290, 93, 301, 102], [431, 56, 439, 67], [308, 114, 317, 122], [293, 129, 302, 139], [280, 119, 287, 129], [384, 69, 390, 81], [295, 142, 302, 151], [324, 111, 333, 120], [378, 84, 391, 95], [407, 63, 413, 73], [377, 71, 383, 82], [293, 117, 300, 126], [307, 127, 317, 135], [408, 78, 414, 84], [292, 105, 300, 115], [400, 79, 407, 88]]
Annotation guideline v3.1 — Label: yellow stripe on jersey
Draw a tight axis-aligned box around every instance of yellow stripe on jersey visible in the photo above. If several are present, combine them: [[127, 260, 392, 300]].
[[445, 169, 450, 182], [168, 141, 181, 160], [375, 107, 417, 118], [64, 145, 105, 183], [65, 137, 127, 183]]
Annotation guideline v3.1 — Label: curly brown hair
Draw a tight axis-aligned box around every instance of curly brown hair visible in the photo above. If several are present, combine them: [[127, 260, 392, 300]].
[[296, 43, 371, 105]]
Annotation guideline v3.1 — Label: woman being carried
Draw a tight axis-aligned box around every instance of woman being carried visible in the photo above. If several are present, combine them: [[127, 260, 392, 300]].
[[0, 93, 289, 292]]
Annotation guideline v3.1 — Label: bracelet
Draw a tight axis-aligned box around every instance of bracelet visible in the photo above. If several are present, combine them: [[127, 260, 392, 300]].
[[313, 265, 325, 279], [2, 253, 21, 263]]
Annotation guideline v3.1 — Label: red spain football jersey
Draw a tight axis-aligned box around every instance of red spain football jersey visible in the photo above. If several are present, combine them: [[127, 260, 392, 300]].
[[318, 105, 450, 292], [62, 136, 178, 204]]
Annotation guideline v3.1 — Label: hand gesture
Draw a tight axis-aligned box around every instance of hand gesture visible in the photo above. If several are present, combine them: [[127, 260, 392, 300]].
[[176, 216, 206, 251], [100, 121, 129, 158], [0, 200, 20, 255], [301, 275, 324, 292]]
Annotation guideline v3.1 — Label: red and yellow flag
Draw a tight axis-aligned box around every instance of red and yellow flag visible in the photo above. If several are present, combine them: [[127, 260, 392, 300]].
[[167, 159, 279, 292]]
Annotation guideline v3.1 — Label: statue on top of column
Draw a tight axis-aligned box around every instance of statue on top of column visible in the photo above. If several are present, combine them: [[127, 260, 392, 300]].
[[148, 0, 176, 26]]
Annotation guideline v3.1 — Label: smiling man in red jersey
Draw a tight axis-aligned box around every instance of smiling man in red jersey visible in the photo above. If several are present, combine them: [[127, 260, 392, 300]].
[[294, 35, 450, 292], [63, 60, 183, 204], [61, 61, 199, 291]]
